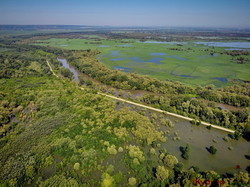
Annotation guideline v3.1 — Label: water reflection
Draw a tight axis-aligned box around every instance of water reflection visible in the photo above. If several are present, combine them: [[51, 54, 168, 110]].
[[57, 58, 79, 81]]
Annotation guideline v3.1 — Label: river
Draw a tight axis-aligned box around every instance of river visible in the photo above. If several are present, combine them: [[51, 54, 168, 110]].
[[57, 58, 79, 81]]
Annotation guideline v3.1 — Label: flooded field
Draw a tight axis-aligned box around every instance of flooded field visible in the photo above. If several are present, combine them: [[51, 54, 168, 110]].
[[161, 115, 249, 174], [122, 102, 250, 174], [38, 38, 250, 87]]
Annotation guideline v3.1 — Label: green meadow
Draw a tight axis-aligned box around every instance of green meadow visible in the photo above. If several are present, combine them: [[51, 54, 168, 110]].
[[36, 38, 250, 87]]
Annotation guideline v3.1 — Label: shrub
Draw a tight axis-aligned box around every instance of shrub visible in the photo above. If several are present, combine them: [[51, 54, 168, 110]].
[[156, 166, 169, 181], [150, 148, 156, 155], [164, 154, 178, 168], [128, 177, 137, 186], [107, 145, 117, 155], [209, 146, 217, 154], [118, 147, 123, 152], [73, 163, 80, 170]]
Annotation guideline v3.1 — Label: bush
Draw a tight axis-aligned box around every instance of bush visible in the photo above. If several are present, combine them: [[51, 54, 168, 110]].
[[208, 146, 217, 154], [101, 173, 114, 187], [73, 163, 80, 170], [163, 154, 178, 168], [107, 145, 117, 155], [150, 148, 156, 155], [181, 144, 190, 160], [118, 147, 123, 152], [232, 131, 242, 140], [128, 177, 137, 186], [174, 163, 184, 173], [156, 166, 169, 181]]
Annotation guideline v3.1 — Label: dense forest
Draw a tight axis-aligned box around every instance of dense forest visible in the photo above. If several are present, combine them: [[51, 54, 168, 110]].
[[0, 32, 249, 186]]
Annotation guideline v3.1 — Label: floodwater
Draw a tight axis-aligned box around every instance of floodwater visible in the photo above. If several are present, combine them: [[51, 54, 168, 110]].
[[120, 101, 249, 174], [194, 42, 250, 48], [180, 75, 192, 77], [113, 66, 131, 72], [57, 58, 79, 81], [200, 99, 243, 112], [102, 50, 186, 66], [144, 41, 187, 45], [168, 55, 186, 61], [117, 44, 133, 47], [150, 52, 167, 56], [57, 56, 249, 174], [225, 48, 250, 51], [111, 58, 125, 61], [213, 77, 228, 83], [171, 71, 198, 78], [111, 50, 120, 56], [159, 114, 250, 174], [128, 57, 163, 64], [98, 45, 110, 47]]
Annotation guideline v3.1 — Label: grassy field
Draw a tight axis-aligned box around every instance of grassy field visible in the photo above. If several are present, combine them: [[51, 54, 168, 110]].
[[35, 38, 250, 87]]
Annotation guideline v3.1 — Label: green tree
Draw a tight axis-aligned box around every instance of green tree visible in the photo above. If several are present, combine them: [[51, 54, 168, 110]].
[[156, 166, 169, 181], [181, 144, 190, 160], [174, 163, 184, 173], [128, 177, 137, 186], [101, 173, 114, 187], [208, 145, 217, 154], [73, 163, 80, 171], [163, 154, 178, 169]]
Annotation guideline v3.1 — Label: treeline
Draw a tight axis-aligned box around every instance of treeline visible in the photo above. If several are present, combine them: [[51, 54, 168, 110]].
[[139, 93, 249, 133], [66, 50, 250, 107], [219, 82, 250, 96], [224, 50, 250, 56]]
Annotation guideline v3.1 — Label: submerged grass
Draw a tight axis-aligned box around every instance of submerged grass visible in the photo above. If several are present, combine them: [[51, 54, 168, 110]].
[[36, 38, 250, 87]]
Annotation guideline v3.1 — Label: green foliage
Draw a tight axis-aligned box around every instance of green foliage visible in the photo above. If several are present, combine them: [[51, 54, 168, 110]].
[[43, 155, 54, 167], [106, 164, 114, 174], [232, 131, 242, 140], [101, 173, 114, 187], [118, 147, 123, 153], [163, 154, 178, 169], [0, 33, 249, 187], [128, 177, 137, 186], [174, 163, 184, 173], [39, 174, 79, 187], [156, 166, 169, 181], [60, 67, 73, 79], [150, 148, 156, 155], [25, 165, 35, 180], [73, 162, 80, 170], [107, 145, 117, 155], [208, 145, 217, 154], [127, 145, 145, 162], [181, 144, 190, 160]]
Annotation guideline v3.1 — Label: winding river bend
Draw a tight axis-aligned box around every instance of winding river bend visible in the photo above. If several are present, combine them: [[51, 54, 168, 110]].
[[55, 58, 250, 174], [57, 57, 79, 81]]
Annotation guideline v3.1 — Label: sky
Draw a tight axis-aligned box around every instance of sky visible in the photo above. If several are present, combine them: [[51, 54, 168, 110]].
[[0, 0, 250, 28]]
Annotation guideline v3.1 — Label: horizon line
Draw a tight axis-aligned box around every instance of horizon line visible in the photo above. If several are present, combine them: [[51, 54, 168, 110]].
[[0, 24, 250, 30]]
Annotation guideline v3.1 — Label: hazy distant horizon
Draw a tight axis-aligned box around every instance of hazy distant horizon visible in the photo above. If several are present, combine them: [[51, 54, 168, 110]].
[[1, 25, 250, 30], [1, 0, 250, 28]]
